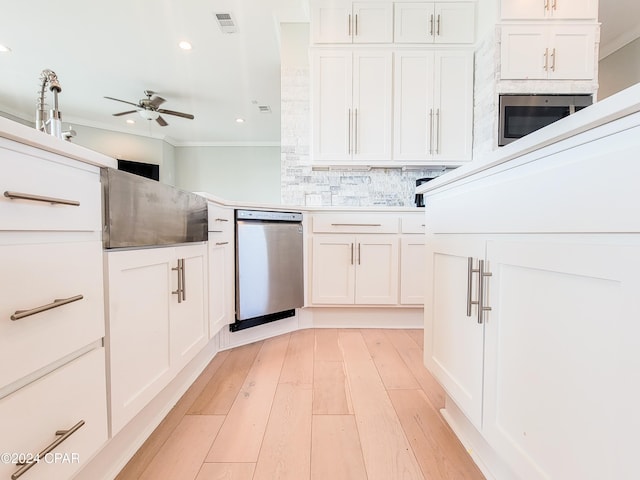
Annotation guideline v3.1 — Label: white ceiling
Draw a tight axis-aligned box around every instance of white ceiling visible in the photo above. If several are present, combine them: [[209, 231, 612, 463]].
[[0, 0, 637, 146]]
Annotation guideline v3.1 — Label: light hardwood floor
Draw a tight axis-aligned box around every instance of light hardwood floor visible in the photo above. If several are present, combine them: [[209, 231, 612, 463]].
[[115, 328, 485, 480]]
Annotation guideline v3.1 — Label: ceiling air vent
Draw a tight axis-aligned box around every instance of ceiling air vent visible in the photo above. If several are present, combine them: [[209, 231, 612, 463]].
[[215, 13, 237, 33], [258, 105, 271, 114]]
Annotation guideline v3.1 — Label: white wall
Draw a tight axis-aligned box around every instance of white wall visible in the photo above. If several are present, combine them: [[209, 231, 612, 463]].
[[174, 146, 281, 203], [598, 37, 640, 100]]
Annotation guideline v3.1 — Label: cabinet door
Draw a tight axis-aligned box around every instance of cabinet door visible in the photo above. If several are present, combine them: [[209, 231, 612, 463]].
[[434, 3, 475, 44], [433, 50, 474, 162], [501, 0, 597, 20], [393, 51, 434, 162], [312, 4, 352, 43], [105, 248, 173, 435], [352, 50, 393, 162], [424, 235, 485, 428], [353, 2, 393, 43], [208, 241, 233, 338], [548, 26, 596, 80], [355, 235, 399, 304], [394, 3, 435, 43], [483, 239, 640, 480], [500, 25, 549, 80], [312, 50, 353, 162], [172, 244, 208, 371], [312, 235, 355, 304], [400, 236, 426, 304]]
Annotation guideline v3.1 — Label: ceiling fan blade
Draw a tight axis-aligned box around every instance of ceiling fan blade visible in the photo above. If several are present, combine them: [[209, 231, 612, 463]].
[[149, 96, 166, 108], [156, 115, 168, 127], [157, 108, 195, 120], [112, 110, 138, 117], [104, 96, 139, 107]]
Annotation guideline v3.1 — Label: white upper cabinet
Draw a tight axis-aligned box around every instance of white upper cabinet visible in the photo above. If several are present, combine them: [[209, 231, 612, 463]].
[[312, 1, 393, 44], [501, 0, 598, 20], [394, 2, 476, 44], [500, 24, 597, 80], [393, 50, 474, 164], [312, 49, 393, 163]]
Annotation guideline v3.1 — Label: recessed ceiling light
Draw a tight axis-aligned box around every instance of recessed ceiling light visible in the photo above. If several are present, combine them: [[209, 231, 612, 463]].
[[0, 44, 11, 53], [179, 41, 192, 50], [235, 118, 245, 123], [126, 119, 135, 125]]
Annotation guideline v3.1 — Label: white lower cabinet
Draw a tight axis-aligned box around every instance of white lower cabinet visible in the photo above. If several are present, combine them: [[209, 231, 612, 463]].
[[105, 243, 208, 435], [424, 234, 486, 428], [425, 234, 640, 479], [482, 238, 640, 480], [208, 204, 235, 337], [400, 235, 426, 305], [312, 234, 398, 305], [0, 347, 108, 480]]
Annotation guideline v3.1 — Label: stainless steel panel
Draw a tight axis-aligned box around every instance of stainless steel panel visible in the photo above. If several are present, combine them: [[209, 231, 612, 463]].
[[236, 219, 304, 320], [101, 168, 207, 248]]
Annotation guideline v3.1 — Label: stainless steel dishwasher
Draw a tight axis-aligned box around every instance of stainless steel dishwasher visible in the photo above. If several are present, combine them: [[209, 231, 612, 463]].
[[232, 209, 304, 331]]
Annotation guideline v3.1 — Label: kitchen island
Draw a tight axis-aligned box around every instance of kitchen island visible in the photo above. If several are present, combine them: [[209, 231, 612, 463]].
[[417, 82, 640, 480]]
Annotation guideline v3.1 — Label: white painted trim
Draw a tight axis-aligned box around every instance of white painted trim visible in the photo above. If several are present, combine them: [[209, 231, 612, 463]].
[[172, 141, 281, 148], [600, 27, 640, 60]]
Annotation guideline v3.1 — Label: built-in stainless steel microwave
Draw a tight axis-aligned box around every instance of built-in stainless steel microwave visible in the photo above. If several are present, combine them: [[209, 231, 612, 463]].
[[498, 94, 592, 146]]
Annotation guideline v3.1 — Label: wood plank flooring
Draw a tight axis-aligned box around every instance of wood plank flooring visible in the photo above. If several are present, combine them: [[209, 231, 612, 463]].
[[115, 328, 485, 480]]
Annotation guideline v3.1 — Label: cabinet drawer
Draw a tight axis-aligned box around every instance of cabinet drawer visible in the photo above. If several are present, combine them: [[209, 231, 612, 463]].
[[0, 347, 108, 480], [0, 241, 105, 388], [0, 142, 101, 232], [401, 215, 426, 233], [313, 214, 399, 233], [207, 203, 233, 234]]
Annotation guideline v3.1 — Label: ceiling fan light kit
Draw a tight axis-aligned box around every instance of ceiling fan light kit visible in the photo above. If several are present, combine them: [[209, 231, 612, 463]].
[[104, 90, 194, 127]]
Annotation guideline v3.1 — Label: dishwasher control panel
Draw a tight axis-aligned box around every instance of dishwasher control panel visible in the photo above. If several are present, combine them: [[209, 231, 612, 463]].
[[236, 209, 302, 222]]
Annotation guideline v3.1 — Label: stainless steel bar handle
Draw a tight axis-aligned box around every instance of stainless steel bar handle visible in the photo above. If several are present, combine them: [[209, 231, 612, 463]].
[[354, 108, 358, 155], [550, 48, 556, 72], [350, 243, 354, 265], [216, 241, 229, 246], [544, 0, 549, 12], [348, 14, 352, 36], [357, 243, 361, 265], [552, 0, 557, 11], [355, 14, 359, 36], [477, 260, 492, 324], [467, 258, 480, 317], [437, 14, 441, 36], [11, 295, 83, 321], [11, 420, 85, 480], [172, 260, 182, 303], [331, 223, 382, 227], [181, 258, 186, 302], [4, 190, 80, 207], [430, 14, 434, 36], [215, 218, 229, 222]]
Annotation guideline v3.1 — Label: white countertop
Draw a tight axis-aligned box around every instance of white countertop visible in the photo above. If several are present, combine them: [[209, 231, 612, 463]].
[[0, 115, 116, 169], [196, 191, 424, 213], [417, 83, 640, 195]]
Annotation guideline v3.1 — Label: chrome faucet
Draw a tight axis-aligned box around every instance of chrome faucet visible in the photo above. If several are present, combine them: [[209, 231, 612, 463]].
[[36, 69, 64, 139]]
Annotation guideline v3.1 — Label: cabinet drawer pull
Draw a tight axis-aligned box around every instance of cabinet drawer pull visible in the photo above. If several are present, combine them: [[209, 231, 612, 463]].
[[181, 258, 186, 302], [429, 14, 434, 36], [11, 295, 84, 321], [330, 223, 382, 227], [172, 259, 184, 303], [350, 243, 354, 265], [355, 14, 359, 36], [436, 14, 441, 36], [550, 48, 556, 72], [215, 241, 229, 246], [11, 420, 85, 480], [477, 259, 492, 324], [348, 14, 352, 36], [215, 218, 229, 222], [357, 243, 361, 265], [543, 48, 549, 71], [466, 257, 476, 317], [4, 190, 80, 207]]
